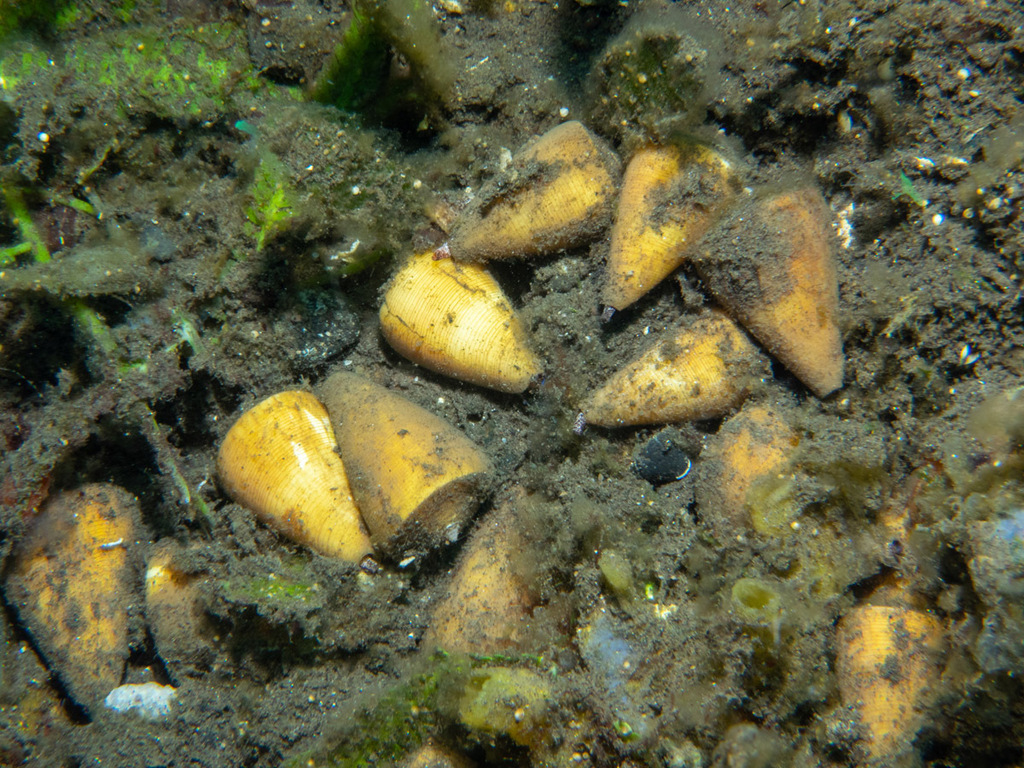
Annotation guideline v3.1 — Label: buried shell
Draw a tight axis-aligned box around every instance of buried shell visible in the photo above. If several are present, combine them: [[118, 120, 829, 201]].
[[603, 144, 738, 312], [695, 403, 800, 537], [695, 186, 844, 398], [836, 604, 945, 762], [425, 492, 536, 655], [379, 250, 542, 393], [447, 120, 622, 261], [145, 540, 213, 676], [582, 310, 768, 427], [318, 371, 492, 557], [401, 740, 475, 768], [216, 390, 373, 563], [5, 483, 139, 714]]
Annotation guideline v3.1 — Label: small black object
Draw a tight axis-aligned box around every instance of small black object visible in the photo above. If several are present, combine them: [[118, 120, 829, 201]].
[[633, 429, 694, 486]]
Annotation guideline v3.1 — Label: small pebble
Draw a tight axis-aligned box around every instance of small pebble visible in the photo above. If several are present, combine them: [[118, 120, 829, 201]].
[[104, 682, 177, 720]]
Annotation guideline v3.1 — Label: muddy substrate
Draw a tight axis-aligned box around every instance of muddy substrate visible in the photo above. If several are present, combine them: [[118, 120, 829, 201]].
[[2, 0, 1024, 766]]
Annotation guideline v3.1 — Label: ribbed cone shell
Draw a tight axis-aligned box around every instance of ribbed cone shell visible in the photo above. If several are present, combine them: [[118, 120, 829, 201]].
[[318, 371, 492, 556], [603, 145, 737, 311], [836, 604, 944, 761], [696, 404, 798, 534], [216, 391, 373, 562], [695, 187, 843, 397], [582, 311, 768, 427], [5, 484, 137, 714], [379, 251, 542, 393], [426, 496, 534, 655], [448, 120, 622, 260]]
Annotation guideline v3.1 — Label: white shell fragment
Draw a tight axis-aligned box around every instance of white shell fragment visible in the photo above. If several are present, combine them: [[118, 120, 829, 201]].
[[104, 682, 177, 719]]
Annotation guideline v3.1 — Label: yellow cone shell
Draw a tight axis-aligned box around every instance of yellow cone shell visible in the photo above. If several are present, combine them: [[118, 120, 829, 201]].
[[448, 120, 621, 260], [426, 495, 535, 655], [836, 604, 945, 761], [696, 404, 800, 535], [695, 187, 843, 397], [5, 483, 138, 713], [379, 250, 542, 393], [216, 390, 373, 562], [582, 310, 768, 427], [603, 144, 737, 311], [318, 371, 492, 556]]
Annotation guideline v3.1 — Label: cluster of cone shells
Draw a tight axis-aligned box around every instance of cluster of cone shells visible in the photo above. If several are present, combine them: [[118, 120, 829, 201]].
[[215, 372, 491, 563], [697, 401, 947, 761], [2, 373, 492, 717], [379, 120, 844, 423]]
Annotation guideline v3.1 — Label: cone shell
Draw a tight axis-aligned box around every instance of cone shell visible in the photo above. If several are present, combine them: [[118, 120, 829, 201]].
[[695, 187, 843, 397], [696, 404, 799, 535], [836, 604, 945, 760], [216, 390, 373, 562], [603, 144, 738, 311], [426, 495, 535, 655], [448, 121, 621, 260], [379, 250, 542, 393], [318, 371, 492, 556], [582, 310, 768, 427], [5, 483, 138, 713]]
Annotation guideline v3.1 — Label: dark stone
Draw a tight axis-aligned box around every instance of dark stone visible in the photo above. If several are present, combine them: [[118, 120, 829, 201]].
[[633, 428, 695, 486], [289, 290, 360, 376]]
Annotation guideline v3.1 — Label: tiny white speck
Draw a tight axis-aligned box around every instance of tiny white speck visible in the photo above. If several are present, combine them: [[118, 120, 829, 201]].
[[559, 106, 570, 118], [957, 67, 971, 80], [38, 132, 49, 143], [932, 212, 944, 226], [351, 185, 360, 195]]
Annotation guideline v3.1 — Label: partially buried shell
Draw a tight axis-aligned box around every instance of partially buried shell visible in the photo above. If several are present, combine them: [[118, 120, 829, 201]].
[[379, 250, 542, 393], [319, 371, 492, 556], [695, 186, 843, 397], [425, 492, 536, 655], [582, 310, 768, 427], [5, 483, 139, 714], [447, 121, 621, 261], [695, 403, 800, 537], [145, 540, 214, 677], [836, 604, 944, 762], [216, 390, 373, 563], [603, 144, 738, 312]]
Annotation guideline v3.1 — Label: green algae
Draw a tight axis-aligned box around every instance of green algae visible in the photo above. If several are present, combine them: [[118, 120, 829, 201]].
[[1, 182, 49, 264], [0, 22, 284, 120], [244, 151, 299, 252]]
